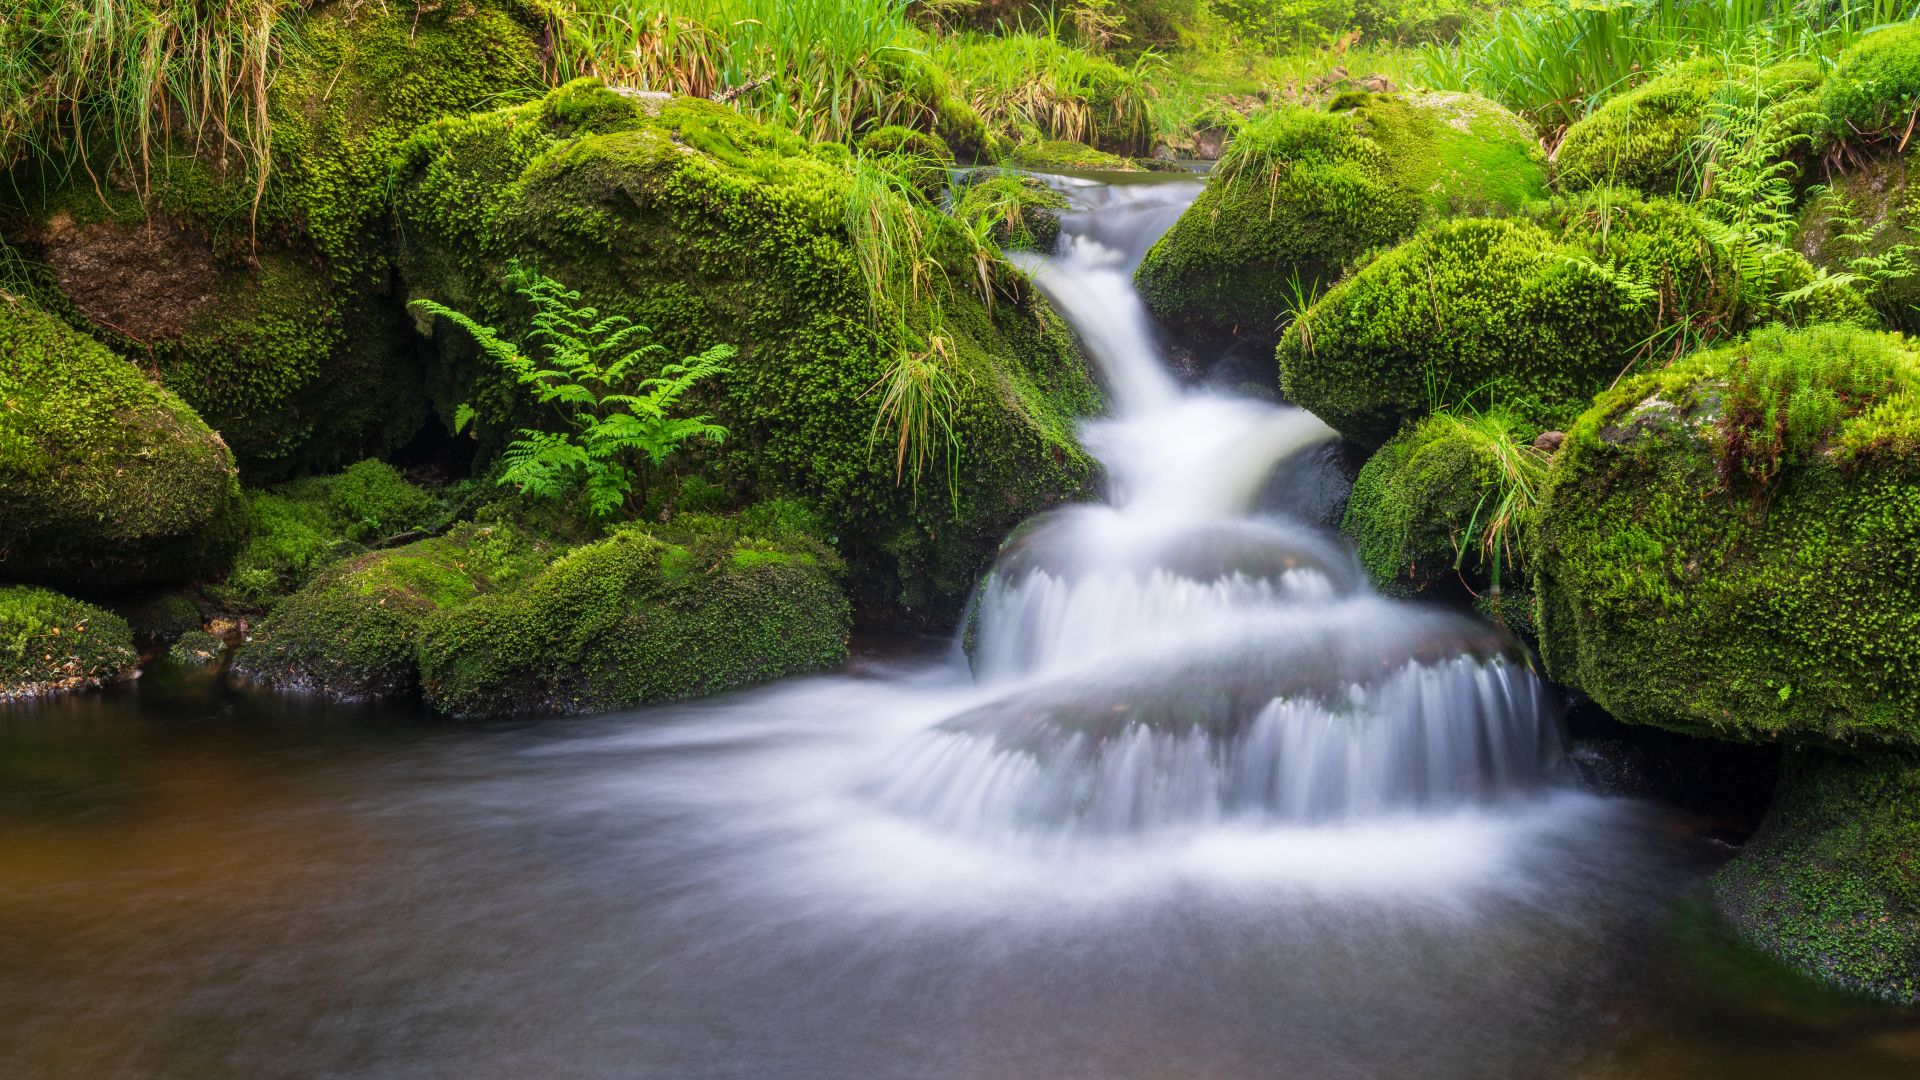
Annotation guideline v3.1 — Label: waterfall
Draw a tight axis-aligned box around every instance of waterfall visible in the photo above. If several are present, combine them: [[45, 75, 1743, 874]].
[[875, 173, 1562, 839]]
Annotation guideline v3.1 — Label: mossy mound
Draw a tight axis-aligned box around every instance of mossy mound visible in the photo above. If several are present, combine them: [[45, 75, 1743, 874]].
[[119, 592, 205, 650], [393, 82, 1101, 622], [167, 630, 227, 668], [1553, 62, 1721, 195], [1278, 194, 1869, 448], [1714, 746, 1920, 1003], [0, 587, 139, 700], [417, 515, 851, 718], [1820, 22, 1920, 146], [858, 125, 955, 162], [1534, 324, 1920, 746], [231, 523, 539, 701], [1344, 411, 1537, 600], [1797, 150, 1920, 331], [209, 461, 441, 612], [953, 172, 1071, 253], [0, 296, 243, 588], [1135, 91, 1545, 351], [1006, 140, 1143, 172]]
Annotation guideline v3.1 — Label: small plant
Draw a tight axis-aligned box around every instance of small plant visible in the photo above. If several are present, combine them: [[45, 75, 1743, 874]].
[[1430, 407, 1549, 599], [410, 270, 733, 521]]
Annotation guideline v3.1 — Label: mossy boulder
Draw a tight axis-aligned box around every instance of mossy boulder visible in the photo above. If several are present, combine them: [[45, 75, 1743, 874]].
[[1006, 140, 1143, 172], [1820, 22, 1920, 147], [416, 515, 851, 718], [393, 82, 1101, 622], [1713, 746, 1920, 1003], [0, 296, 243, 588], [231, 523, 539, 701], [1278, 194, 1870, 448], [1136, 91, 1545, 352], [0, 587, 139, 700], [1553, 61, 1720, 195], [1797, 150, 1920, 331], [2, 0, 543, 475], [953, 172, 1072, 253], [1344, 411, 1537, 600], [167, 630, 227, 668], [1534, 324, 1920, 746]]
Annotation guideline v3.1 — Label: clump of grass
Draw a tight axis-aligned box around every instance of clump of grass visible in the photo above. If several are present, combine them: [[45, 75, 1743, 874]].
[[1427, 407, 1550, 598]]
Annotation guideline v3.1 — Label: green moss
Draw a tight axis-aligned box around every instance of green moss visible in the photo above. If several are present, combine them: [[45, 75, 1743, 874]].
[[394, 82, 1102, 622], [230, 523, 538, 701], [1279, 193, 1865, 447], [1006, 139, 1143, 172], [858, 125, 954, 162], [119, 592, 205, 649], [1555, 62, 1720, 195], [1820, 22, 1920, 146], [1534, 323, 1920, 745], [325, 459, 438, 542], [1344, 411, 1535, 599], [0, 296, 243, 588], [1136, 91, 1544, 350], [1797, 150, 1920, 332], [416, 519, 851, 718], [0, 586, 139, 699], [1713, 746, 1920, 1003], [953, 172, 1071, 253], [167, 629, 227, 668]]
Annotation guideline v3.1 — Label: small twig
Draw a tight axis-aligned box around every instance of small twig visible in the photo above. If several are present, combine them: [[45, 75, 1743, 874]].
[[712, 75, 772, 104]]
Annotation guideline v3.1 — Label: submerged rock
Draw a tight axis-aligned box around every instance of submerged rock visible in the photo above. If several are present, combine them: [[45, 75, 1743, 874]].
[[0, 296, 243, 588], [1134, 90, 1545, 354], [393, 80, 1101, 622], [0, 586, 139, 700]]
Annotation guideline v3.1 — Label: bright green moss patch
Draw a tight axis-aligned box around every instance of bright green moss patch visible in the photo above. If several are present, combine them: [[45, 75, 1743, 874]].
[[1713, 746, 1920, 1003], [394, 83, 1101, 622], [1006, 140, 1143, 172], [417, 519, 851, 718], [326, 459, 439, 542], [1554, 61, 1720, 195], [230, 523, 539, 701], [0, 587, 139, 699], [953, 172, 1071, 253], [1280, 193, 1864, 448], [1820, 22, 1920, 146], [1534, 323, 1920, 745], [0, 296, 243, 589], [1136, 91, 1543, 351]]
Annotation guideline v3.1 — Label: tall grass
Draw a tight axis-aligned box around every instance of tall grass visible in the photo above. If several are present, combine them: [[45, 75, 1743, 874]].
[[929, 29, 1160, 150], [1, 0, 297, 211], [1415, 0, 1919, 129]]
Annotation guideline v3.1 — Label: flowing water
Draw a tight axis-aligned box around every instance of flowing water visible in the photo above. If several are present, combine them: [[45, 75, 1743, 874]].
[[2, 173, 1916, 1079]]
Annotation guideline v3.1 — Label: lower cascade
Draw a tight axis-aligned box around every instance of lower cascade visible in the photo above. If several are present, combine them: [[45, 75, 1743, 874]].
[[875, 173, 1563, 839]]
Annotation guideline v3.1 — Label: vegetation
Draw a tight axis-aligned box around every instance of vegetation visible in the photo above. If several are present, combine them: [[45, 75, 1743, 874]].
[[0, 585, 138, 698], [413, 270, 734, 520]]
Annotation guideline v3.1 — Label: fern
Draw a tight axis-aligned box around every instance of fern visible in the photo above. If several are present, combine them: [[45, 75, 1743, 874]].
[[411, 268, 732, 520]]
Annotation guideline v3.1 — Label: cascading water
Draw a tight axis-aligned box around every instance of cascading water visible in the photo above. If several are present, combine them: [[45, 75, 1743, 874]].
[[875, 173, 1561, 838]]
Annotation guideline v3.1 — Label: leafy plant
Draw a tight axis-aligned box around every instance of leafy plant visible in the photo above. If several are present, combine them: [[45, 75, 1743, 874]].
[[1429, 407, 1549, 598], [410, 270, 733, 520]]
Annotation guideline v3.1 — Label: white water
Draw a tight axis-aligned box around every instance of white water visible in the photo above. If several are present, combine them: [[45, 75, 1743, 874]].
[[878, 174, 1563, 839]]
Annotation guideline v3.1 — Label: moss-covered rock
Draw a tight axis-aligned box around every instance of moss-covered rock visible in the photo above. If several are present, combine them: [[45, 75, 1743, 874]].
[[416, 514, 851, 718], [1278, 193, 1870, 447], [1713, 746, 1920, 1003], [1820, 22, 1920, 147], [0, 586, 139, 700], [1344, 411, 1539, 600], [393, 82, 1101, 622], [1534, 323, 1920, 745], [119, 592, 205, 650], [0, 296, 243, 588], [1553, 61, 1720, 196], [1006, 139, 1143, 172], [1797, 150, 1920, 331], [1136, 91, 1545, 352], [230, 523, 538, 701], [167, 629, 227, 668], [953, 172, 1071, 253]]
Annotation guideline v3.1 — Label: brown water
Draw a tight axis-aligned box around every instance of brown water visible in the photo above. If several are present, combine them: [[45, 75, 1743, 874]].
[[1, 658, 1915, 1080]]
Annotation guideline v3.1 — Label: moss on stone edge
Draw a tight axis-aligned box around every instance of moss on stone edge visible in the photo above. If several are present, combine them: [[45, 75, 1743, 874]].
[[0, 586, 139, 699], [1819, 22, 1920, 146], [393, 82, 1101, 622], [230, 523, 538, 701], [0, 296, 243, 588], [1006, 140, 1143, 172], [417, 520, 851, 718], [953, 172, 1071, 253], [1534, 323, 1920, 746], [1135, 91, 1544, 351], [1713, 745, 1920, 1003], [1344, 411, 1522, 599], [1279, 193, 1872, 448]]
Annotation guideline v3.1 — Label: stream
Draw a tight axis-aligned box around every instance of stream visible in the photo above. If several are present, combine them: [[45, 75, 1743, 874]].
[[1, 173, 1916, 1079]]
